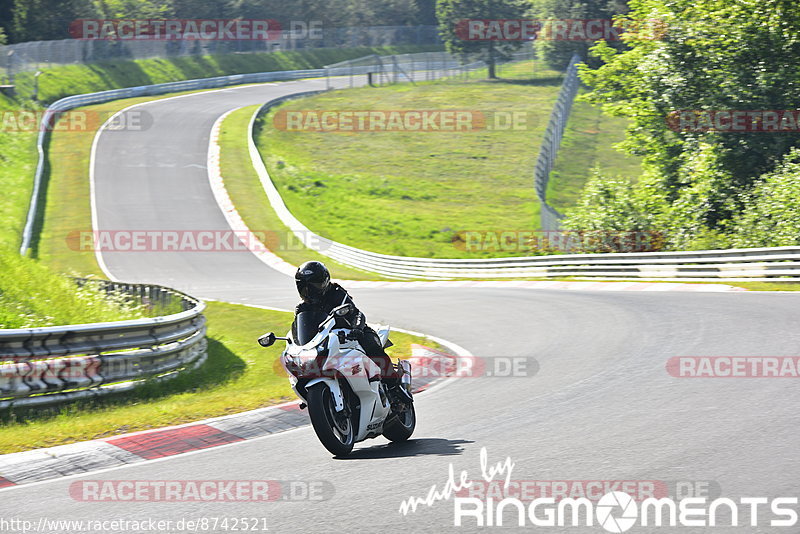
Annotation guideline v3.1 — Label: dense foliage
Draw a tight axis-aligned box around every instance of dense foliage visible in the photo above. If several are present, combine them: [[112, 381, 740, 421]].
[[568, 0, 800, 250], [2, 0, 438, 43], [529, 0, 630, 69], [436, 0, 529, 78]]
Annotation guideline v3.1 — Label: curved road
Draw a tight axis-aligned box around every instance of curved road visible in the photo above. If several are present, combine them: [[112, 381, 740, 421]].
[[6, 78, 800, 532]]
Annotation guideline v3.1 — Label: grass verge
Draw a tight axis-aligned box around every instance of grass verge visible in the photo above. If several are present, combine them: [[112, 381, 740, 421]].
[[0, 131, 39, 252], [546, 91, 642, 213], [13, 46, 443, 105], [0, 301, 441, 453], [0, 253, 145, 328], [727, 281, 800, 291], [219, 105, 392, 280]]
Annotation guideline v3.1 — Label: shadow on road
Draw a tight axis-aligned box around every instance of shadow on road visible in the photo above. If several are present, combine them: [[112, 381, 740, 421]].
[[336, 438, 474, 460]]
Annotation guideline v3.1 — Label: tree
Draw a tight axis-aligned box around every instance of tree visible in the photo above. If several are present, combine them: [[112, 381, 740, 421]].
[[530, 0, 629, 70], [92, 0, 174, 19], [436, 0, 529, 79], [0, 0, 12, 44], [573, 0, 800, 249], [415, 0, 437, 25], [11, 0, 97, 42]]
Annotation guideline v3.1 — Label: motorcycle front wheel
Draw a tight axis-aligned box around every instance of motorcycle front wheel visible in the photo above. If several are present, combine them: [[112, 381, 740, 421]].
[[307, 383, 355, 456]]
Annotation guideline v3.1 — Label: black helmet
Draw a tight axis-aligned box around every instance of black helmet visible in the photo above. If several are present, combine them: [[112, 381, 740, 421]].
[[295, 261, 330, 303]]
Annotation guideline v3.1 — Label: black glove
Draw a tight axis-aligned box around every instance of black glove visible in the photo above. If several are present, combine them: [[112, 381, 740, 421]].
[[346, 328, 364, 341]]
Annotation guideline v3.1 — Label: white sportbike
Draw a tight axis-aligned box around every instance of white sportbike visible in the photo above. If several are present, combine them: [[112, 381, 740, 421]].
[[258, 303, 415, 456]]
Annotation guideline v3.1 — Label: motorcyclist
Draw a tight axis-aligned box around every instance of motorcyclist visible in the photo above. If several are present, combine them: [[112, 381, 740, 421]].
[[292, 261, 399, 385]]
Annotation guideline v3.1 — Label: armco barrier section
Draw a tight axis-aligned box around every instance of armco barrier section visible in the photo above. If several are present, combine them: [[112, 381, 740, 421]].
[[19, 49, 527, 256], [0, 280, 207, 408], [25, 53, 799, 282], [249, 95, 800, 281], [20, 66, 330, 256]]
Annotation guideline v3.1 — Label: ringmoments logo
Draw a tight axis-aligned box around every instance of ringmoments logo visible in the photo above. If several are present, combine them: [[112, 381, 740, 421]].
[[398, 447, 799, 530]]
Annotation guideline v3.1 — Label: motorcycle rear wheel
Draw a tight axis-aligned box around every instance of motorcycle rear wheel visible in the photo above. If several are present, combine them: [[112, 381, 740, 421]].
[[383, 402, 416, 442], [308, 383, 355, 456]]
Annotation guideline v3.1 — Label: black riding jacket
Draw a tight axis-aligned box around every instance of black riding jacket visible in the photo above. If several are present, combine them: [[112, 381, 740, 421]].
[[292, 283, 366, 341], [292, 283, 393, 372]]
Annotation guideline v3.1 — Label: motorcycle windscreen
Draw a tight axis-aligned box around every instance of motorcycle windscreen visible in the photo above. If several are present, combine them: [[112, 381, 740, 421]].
[[293, 309, 328, 345]]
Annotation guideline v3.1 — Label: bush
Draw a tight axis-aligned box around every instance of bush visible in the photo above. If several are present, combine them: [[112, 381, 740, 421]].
[[730, 149, 800, 248]]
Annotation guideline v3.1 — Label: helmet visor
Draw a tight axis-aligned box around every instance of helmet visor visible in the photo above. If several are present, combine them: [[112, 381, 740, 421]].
[[297, 280, 327, 302]]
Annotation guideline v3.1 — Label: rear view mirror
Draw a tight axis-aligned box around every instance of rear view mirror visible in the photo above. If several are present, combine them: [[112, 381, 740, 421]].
[[258, 332, 276, 347]]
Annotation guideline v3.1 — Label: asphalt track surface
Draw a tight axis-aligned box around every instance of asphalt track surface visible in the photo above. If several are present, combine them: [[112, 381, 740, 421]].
[[5, 77, 800, 533]]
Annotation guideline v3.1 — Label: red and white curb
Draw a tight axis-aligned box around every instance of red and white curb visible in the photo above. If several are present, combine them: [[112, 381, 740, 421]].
[[0, 344, 465, 491]]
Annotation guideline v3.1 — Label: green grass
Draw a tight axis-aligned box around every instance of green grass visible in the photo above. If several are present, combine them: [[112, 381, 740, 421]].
[[0, 253, 145, 329], [0, 130, 39, 252], [0, 300, 441, 453], [11, 46, 443, 105], [0, 90, 41, 252], [547, 91, 643, 213], [727, 281, 800, 291], [255, 60, 569, 259]]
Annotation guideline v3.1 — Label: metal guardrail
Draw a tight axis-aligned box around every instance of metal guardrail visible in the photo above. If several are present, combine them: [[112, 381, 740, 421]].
[[250, 95, 800, 281], [535, 53, 581, 232], [19, 64, 348, 256], [25, 52, 800, 283], [19, 49, 528, 256], [0, 280, 207, 408]]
